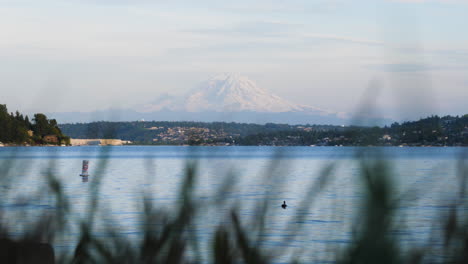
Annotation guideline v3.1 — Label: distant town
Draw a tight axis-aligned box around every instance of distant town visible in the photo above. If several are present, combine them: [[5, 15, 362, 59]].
[[60, 115, 468, 147]]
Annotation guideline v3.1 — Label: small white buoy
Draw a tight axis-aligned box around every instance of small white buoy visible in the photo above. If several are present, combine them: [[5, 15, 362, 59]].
[[80, 160, 89, 177]]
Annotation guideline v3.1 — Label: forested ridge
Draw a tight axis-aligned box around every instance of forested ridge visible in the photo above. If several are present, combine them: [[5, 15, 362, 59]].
[[60, 115, 468, 146]]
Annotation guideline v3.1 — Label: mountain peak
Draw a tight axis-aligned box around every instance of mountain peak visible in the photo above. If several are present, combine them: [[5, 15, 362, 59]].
[[185, 73, 296, 112], [140, 73, 329, 115], [211, 72, 243, 80], [203, 73, 263, 93]]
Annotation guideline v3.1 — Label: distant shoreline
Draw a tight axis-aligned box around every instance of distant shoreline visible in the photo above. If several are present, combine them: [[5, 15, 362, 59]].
[[1, 144, 465, 148], [58, 115, 468, 148]]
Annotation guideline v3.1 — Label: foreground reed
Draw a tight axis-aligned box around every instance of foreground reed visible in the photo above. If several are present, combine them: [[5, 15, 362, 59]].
[[0, 147, 467, 263]]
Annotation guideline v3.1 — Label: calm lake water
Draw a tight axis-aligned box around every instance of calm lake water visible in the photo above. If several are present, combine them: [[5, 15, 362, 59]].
[[0, 146, 466, 262]]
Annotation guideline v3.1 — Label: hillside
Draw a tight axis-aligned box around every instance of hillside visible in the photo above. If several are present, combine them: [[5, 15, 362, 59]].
[[59, 115, 468, 146]]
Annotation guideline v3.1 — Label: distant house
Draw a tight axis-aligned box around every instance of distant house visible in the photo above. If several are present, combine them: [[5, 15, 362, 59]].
[[27, 130, 34, 137], [382, 134, 392, 141], [43, 135, 59, 144]]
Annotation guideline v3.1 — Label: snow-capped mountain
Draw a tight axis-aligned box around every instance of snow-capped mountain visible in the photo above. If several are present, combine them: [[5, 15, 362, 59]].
[[50, 73, 359, 125], [140, 73, 329, 115], [185, 73, 303, 112]]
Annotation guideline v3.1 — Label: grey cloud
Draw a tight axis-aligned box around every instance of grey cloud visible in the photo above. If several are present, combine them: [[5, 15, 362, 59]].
[[367, 63, 435, 72], [302, 35, 384, 47], [367, 62, 468, 72], [218, 0, 345, 15], [184, 21, 301, 38]]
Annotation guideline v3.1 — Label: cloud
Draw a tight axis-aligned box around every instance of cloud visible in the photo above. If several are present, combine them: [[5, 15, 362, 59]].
[[366, 62, 468, 72], [389, 0, 468, 3], [302, 34, 384, 47], [367, 63, 434, 72], [184, 21, 300, 38]]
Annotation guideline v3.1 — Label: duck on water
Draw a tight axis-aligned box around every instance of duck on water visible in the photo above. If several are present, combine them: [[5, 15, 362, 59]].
[[282, 201, 287, 209]]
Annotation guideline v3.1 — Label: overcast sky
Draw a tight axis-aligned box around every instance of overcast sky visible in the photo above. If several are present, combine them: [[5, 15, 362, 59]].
[[1, 0, 467, 120]]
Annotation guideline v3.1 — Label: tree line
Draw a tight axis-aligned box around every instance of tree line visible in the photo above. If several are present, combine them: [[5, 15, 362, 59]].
[[235, 115, 468, 146], [0, 104, 70, 145], [59, 115, 468, 146]]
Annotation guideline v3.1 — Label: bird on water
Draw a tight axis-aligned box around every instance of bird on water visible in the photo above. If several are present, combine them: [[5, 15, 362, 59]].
[[282, 201, 287, 209]]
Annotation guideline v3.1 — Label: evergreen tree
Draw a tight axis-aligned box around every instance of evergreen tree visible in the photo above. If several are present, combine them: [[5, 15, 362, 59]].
[[0, 104, 69, 145]]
